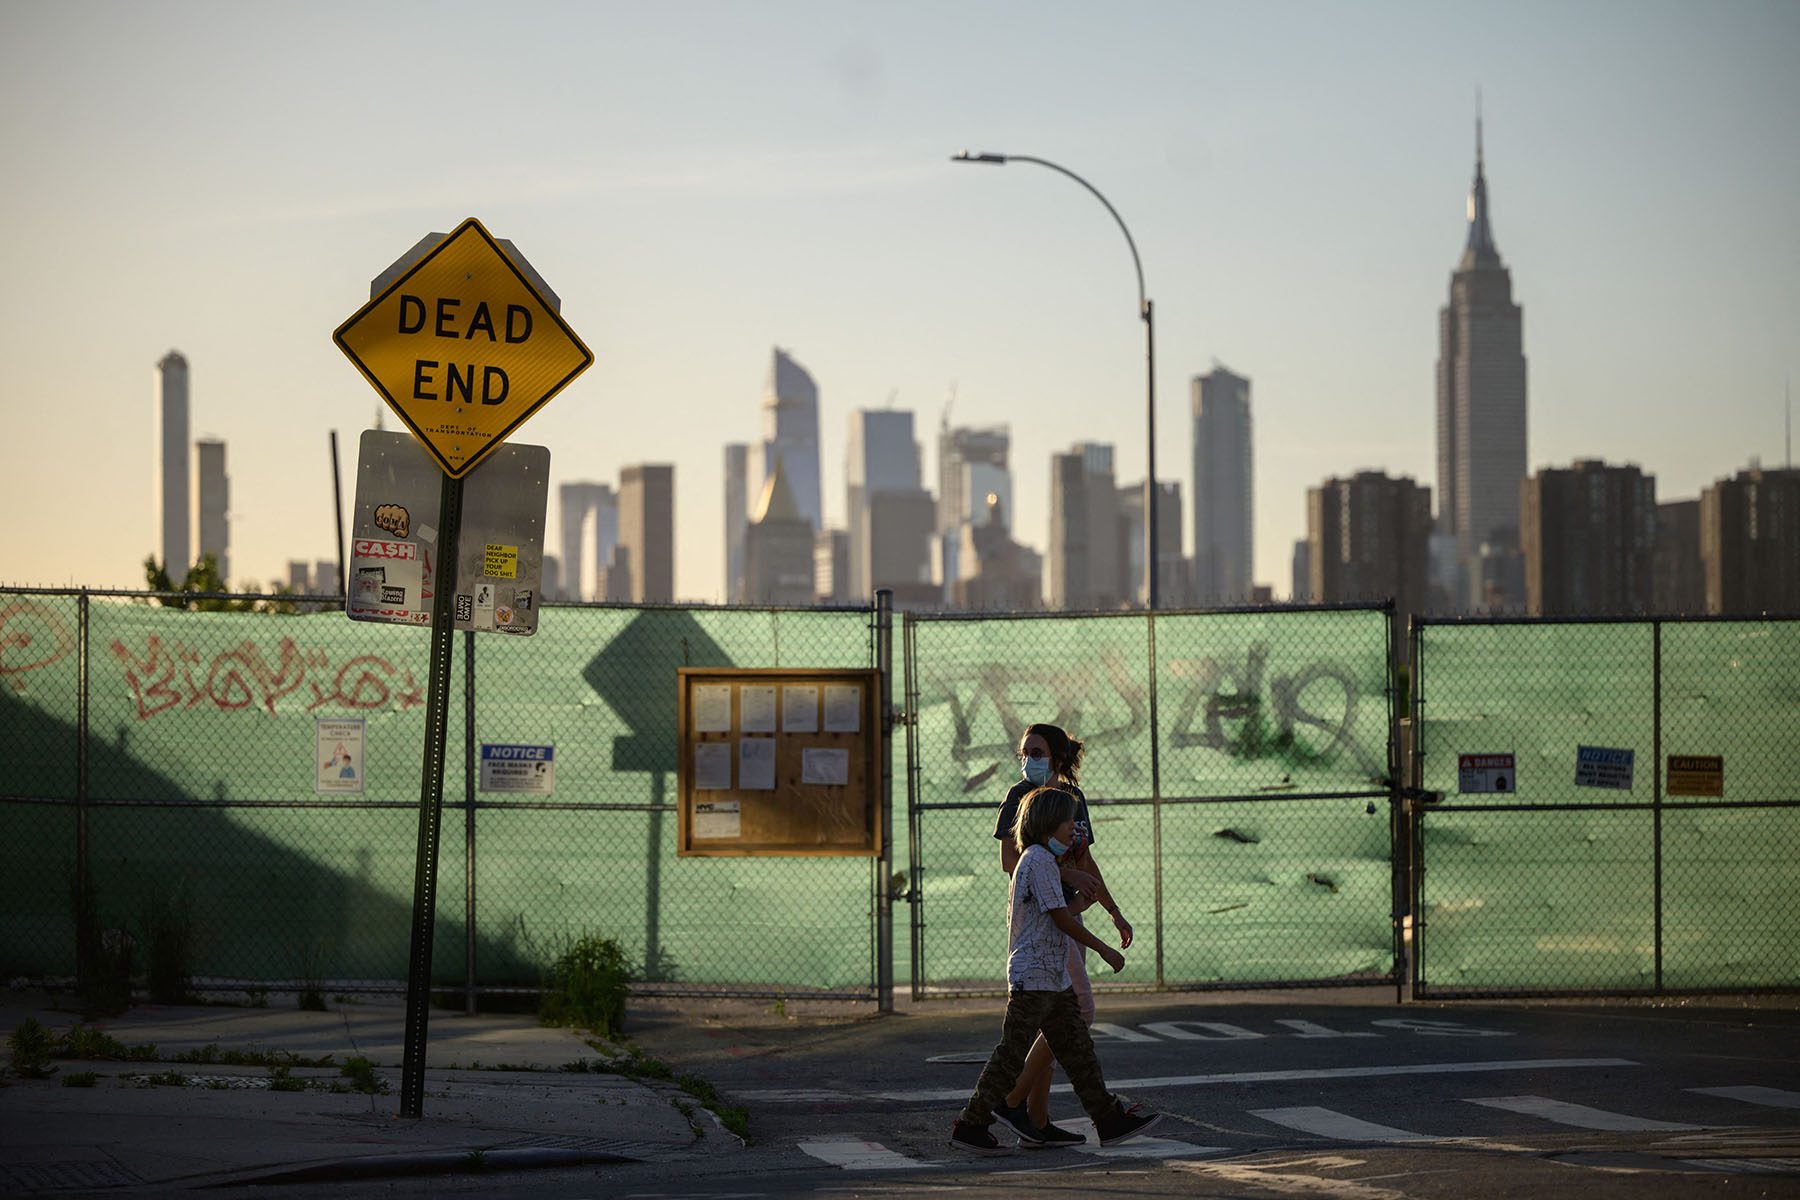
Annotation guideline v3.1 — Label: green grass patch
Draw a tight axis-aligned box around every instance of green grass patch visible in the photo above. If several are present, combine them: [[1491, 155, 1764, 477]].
[[59, 1024, 157, 1062], [62, 1071, 98, 1088]]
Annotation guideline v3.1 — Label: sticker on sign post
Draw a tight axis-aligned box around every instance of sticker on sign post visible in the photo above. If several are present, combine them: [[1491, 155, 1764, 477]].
[[1458, 753, 1516, 794], [316, 718, 366, 794], [1574, 745, 1635, 790], [479, 744, 554, 795]]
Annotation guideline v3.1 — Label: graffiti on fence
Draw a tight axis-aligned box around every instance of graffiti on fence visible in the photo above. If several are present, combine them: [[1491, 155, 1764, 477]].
[[926, 641, 1382, 789], [0, 601, 76, 691], [108, 634, 424, 720]]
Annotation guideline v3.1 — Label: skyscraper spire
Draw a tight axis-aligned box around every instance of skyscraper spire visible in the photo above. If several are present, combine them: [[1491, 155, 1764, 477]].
[[1462, 94, 1499, 267]]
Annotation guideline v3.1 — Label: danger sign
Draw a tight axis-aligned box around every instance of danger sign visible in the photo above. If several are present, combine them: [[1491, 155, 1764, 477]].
[[1458, 753, 1516, 795]]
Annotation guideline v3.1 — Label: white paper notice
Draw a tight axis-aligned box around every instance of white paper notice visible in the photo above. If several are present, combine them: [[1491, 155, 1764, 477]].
[[738, 738, 776, 790], [801, 747, 850, 786], [739, 685, 777, 733], [783, 686, 819, 733], [823, 684, 861, 733], [693, 685, 733, 733], [693, 799, 741, 839], [693, 742, 732, 790]]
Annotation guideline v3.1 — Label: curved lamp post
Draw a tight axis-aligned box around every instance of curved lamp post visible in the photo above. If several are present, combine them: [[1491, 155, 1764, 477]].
[[951, 150, 1159, 610]]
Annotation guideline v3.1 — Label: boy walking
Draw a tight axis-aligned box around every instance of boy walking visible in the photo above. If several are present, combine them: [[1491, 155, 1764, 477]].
[[950, 786, 1162, 1153]]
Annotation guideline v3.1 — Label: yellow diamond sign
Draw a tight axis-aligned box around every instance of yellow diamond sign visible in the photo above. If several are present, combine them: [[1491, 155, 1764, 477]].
[[333, 217, 593, 478]]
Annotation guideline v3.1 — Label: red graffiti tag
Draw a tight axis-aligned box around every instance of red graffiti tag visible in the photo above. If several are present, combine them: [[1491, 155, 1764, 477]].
[[108, 634, 421, 720], [0, 601, 77, 691]]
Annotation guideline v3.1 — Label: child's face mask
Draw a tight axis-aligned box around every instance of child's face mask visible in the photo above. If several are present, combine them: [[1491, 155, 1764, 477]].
[[1046, 835, 1070, 856], [1021, 757, 1053, 785]]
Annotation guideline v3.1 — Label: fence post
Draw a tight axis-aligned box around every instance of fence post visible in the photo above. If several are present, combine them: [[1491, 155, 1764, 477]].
[[1652, 619, 1663, 994], [464, 629, 477, 1015], [875, 589, 894, 1013], [1409, 617, 1426, 1001], [75, 590, 90, 994], [902, 613, 925, 1001], [1146, 608, 1165, 989]]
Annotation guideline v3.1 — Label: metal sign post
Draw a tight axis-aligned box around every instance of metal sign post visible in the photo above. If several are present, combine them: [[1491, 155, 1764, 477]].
[[333, 218, 590, 1118]]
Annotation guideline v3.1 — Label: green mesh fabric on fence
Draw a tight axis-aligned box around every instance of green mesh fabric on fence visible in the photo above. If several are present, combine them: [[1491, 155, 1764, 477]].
[[905, 607, 1394, 994], [0, 594, 877, 996], [1414, 618, 1800, 996]]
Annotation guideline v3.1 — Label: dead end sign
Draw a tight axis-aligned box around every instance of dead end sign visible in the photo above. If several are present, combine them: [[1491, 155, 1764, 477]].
[[333, 217, 592, 478]]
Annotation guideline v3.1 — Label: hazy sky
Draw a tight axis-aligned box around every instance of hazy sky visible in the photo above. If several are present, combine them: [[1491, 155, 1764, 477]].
[[3, 1, 1796, 600]]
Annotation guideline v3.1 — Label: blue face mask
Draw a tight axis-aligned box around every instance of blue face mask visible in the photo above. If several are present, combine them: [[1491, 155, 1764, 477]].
[[1047, 836, 1070, 856], [1021, 757, 1053, 785]]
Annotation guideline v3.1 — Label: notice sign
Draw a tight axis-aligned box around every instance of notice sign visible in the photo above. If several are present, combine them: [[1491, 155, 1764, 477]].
[[1458, 753, 1516, 794], [479, 743, 554, 794], [1574, 745, 1635, 791], [1667, 754, 1724, 797], [315, 718, 365, 794]]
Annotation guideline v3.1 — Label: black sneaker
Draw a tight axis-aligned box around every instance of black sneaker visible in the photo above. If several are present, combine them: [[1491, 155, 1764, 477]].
[[1095, 1101, 1163, 1146], [992, 1099, 1046, 1146], [949, 1119, 1013, 1155], [1036, 1119, 1087, 1147]]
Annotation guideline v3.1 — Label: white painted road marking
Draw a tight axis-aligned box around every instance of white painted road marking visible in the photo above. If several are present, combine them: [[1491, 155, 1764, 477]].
[[737, 1057, 1638, 1103], [1274, 1019, 1380, 1039], [1055, 1117, 1229, 1160], [797, 1139, 937, 1170], [1689, 1086, 1800, 1110], [1464, 1095, 1710, 1131], [1250, 1106, 1442, 1143]]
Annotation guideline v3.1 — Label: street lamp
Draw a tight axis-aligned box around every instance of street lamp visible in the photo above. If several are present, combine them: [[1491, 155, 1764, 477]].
[[951, 150, 1159, 610]]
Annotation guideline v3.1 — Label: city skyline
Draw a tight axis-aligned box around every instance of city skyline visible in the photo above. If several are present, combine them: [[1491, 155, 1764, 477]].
[[2, 3, 1795, 600]]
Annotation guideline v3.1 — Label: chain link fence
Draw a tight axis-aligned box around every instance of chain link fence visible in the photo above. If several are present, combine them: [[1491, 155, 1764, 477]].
[[1410, 616, 1800, 997], [902, 604, 1400, 999], [0, 590, 879, 1001]]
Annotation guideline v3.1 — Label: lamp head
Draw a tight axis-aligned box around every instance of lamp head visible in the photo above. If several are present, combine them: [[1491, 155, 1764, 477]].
[[952, 151, 1009, 165]]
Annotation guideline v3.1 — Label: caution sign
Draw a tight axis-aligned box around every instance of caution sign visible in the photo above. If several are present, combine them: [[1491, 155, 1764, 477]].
[[1667, 754, 1723, 797], [1458, 753, 1516, 794], [333, 218, 593, 478]]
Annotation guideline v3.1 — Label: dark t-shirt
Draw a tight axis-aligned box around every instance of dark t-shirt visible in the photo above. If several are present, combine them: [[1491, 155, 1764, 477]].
[[993, 779, 1094, 906]]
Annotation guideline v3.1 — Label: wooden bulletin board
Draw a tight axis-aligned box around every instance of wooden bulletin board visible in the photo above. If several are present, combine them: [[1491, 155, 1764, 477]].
[[676, 668, 882, 857]]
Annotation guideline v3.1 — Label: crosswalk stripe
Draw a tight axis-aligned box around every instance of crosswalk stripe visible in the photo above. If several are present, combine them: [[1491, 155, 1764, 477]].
[[1688, 1086, 1800, 1110], [798, 1139, 935, 1170], [736, 1057, 1638, 1103], [1056, 1117, 1228, 1160], [1249, 1106, 1440, 1143], [1464, 1095, 1708, 1131]]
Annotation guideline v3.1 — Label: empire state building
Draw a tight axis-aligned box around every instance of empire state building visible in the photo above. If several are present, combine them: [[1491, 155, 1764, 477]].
[[1436, 117, 1527, 608]]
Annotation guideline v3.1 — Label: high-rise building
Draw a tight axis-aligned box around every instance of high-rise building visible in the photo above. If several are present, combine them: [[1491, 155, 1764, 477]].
[[1521, 460, 1656, 616], [1653, 499, 1704, 614], [1049, 443, 1124, 610], [1700, 465, 1800, 613], [558, 482, 616, 601], [156, 351, 190, 575], [313, 559, 340, 597], [286, 561, 312, 593], [937, 423, 1012, 592], [1191, 366, 1254, 604], [743, 462, 815, 605], [814, 529, 850, 603], [724, 443, 750, 602], [758, 348, 823, 532], [1436, 116, 1528, 609], [618, 464, 675, 602], [1119, 480, 1185, 607], [196, 438, 229, 583], [1308, 470, 1432, 663], [867, 489, 938, 608], [847, 409, 925, 598], [952, 494, 1041, 610], [1291, 539, 1312, 603]]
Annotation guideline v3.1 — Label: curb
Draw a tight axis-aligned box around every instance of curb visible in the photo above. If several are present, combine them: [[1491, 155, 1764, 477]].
[[211, 1145, 645, 1187]]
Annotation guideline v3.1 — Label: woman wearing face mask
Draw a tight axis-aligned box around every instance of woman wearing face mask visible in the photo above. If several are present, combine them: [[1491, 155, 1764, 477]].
[[988, 722, 1133, 1146]]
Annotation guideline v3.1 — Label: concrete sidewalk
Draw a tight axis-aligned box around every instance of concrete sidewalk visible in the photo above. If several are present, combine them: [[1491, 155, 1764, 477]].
[[0, 992, 736, 1194]]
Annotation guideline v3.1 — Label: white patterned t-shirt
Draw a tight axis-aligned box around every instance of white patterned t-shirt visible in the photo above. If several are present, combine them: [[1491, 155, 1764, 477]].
[[1007, 843, 1071, 991]]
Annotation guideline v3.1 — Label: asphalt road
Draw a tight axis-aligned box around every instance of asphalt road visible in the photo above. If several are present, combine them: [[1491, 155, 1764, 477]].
[[218, 992, 1800, 1199]]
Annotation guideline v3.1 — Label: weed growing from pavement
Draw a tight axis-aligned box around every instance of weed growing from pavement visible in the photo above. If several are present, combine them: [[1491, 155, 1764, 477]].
[[671, 1098, 703, 1135], [677, 1072, 749, 1140], [8, 1019, 59, 1079], [62, 1071, 98, 1087], [174, 1043, 335, 1069], [142, 1069, 188, 1087], [539, 933, 633, 1036], [462, 1150, 489, 1172], [266, 1064, 307, 1092], [59, 1025, 158, 1062], [339, 1056, 387, 1094], [140, 882, 199, 1004]]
